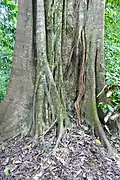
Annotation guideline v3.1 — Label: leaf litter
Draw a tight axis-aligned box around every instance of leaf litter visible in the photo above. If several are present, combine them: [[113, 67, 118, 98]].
[[0, 124, 120, 180]]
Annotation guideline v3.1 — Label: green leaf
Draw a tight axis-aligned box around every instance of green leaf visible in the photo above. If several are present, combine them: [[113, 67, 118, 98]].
[[4, 167, 10, 177], [107, 104, 114, 112], [1, 144, 6, 151], [103, 104, 109, 113], [98, 102, 104, 108]]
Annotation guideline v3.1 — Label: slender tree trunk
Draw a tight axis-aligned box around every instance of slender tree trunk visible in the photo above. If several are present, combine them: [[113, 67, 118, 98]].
[[0, 0, 112, 153]]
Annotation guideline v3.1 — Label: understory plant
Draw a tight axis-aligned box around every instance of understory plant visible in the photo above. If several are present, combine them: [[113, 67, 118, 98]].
[[104, 1, 120, 111], [0, 0, 18, 100]]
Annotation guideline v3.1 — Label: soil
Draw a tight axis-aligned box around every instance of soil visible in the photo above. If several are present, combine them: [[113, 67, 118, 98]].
[[0, 124, 120, 180]]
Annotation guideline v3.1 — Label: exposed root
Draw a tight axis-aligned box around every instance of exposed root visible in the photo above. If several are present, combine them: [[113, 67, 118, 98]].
[[43, 119, 58, 136], [1, 133, 21, 144], [95, 120, 113, 154], [53, 122, 65, 154], [97, 84, 107, 98]]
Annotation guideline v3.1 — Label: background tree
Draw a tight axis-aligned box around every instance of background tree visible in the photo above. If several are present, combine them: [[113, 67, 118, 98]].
[[0, 0, 113, 152], [0, 0, 18, 100]]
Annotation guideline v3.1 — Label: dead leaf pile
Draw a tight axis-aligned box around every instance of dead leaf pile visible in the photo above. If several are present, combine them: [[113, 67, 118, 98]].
[[0, 124, 120, 180]]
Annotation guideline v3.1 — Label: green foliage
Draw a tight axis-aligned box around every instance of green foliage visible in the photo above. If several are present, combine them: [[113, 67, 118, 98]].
[[0, 71, 10, 101], [98, 102, 114, 114], [0, 0, 18, 100], [106, 0, 120, 7], [111, 87, 120, 108], [105, 2, 120, 109]]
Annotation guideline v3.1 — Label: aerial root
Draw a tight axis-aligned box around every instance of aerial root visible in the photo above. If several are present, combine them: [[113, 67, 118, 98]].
[[96, 122, 113, 155], [53, 126, 64, 154], [43, 119, 58, 136]]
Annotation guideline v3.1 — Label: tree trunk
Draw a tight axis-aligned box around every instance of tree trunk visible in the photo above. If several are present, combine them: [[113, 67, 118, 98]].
[[0, 0, 112, 152], [0, 0, 34, 141]]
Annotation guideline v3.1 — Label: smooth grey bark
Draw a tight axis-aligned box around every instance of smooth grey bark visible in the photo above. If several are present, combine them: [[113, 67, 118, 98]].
[[0, 0, 34, 141]]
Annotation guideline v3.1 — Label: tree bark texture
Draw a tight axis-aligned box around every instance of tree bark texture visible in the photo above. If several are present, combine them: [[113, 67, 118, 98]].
[[0, 0, 34, 141], [0, 0, 112, 152]]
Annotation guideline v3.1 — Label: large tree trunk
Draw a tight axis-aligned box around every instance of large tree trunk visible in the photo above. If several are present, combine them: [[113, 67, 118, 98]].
[[0, 0, 34, 141], [0, 0, 112, 152]]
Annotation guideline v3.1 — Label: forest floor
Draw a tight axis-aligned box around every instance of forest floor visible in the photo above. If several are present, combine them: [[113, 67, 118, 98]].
[[0, 124, 120, 180]]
